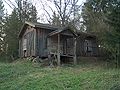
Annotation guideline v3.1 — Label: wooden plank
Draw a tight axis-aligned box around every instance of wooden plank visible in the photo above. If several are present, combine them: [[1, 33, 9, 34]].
[[41, 29, 45, 56], [31, 31, 34, 56], [21, 37, 25, 57], [57, 34, 60, 66], [38, 29, 40, 56], [39, 29, 43, 56], [36, 29, 38, 56], [27, 32, 30, 56], [34, 28, 36, 56], [73, 38, 77, 65], [19, 39, 21, 57]]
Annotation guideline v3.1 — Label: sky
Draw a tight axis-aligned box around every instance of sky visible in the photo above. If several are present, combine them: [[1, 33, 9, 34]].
[[3, 0, 86, 23]]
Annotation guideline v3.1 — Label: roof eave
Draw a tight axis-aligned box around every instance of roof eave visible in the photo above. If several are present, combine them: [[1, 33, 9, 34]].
[[18, 21, 36, 38]]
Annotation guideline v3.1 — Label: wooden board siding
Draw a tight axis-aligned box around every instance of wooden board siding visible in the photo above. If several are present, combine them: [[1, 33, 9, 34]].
[[47, 34, 74, 56], [36, 28, 41, 56], [76, 37, 85, 56], [34, 28, 37, 56], [19, 25, 36, 57], [48, 35, 64, 54], [42, 29, 48, 57], [19, 22, 99, 59], [36, 28, 45, 57], [47, 35, 58, 54], [76, 36, 99, 57], [36, 28, 52, 57], [91, 39, 99, 56], [19, 39, 23, 57]]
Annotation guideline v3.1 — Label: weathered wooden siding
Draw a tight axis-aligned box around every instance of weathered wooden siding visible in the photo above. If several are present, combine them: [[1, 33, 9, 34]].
[[76, 37, 84, 56], [47, 34, 74, 55], [76, 36, 99, 57], [47, 35, 59, 53], [19, 24, 99, 58], [36, 28, 52, 57], [91, 39, 98, 56], [19, 39, 23, 57], [19, 25, 36, 57]]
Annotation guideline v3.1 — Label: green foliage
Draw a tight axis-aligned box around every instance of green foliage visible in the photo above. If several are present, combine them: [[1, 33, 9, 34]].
[[0, 61, 120, 90], [82, 0, 106, 33], [82, 0, 120, 67], [0, 0, 38, 61], [0, 0, 4, 57], [100, 0, 120, 67], [3, 9, 22, 61], [16, 0, 38, 22]]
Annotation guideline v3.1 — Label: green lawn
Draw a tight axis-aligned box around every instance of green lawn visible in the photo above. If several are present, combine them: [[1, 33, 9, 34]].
[[0, 60, 120, 90]]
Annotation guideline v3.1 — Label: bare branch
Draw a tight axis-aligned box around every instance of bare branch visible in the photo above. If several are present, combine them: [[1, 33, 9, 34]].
[[39, 0, 53, 21], [3, 0, 14, 9], [54, 0, 63, 18]]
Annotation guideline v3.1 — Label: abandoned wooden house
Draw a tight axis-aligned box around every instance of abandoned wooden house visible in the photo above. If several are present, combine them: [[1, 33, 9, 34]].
[[18, 21, 99, 65]]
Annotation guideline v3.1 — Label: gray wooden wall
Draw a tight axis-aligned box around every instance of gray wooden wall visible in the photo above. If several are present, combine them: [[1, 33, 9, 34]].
[[19, 26, 36, 57], [76, 36, 99, 57], [36, 28, 52, 57]]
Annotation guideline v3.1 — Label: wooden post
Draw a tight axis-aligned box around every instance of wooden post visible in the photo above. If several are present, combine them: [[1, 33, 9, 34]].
[[34, 29, 36, 56], [57, 34, 61, 66], [73, 38, 77, 65]]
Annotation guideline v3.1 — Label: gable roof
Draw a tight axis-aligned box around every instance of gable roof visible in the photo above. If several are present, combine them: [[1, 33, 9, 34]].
[[18, 21, 59, 38], [18, 21, 96, 38], [48, 29, 63, 36], [47, 27, 77, 37]]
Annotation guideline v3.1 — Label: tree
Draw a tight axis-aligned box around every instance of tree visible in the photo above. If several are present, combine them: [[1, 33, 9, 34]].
[[2, 0, 38, 61], [0, 0, 4, 54], [103, 0, 120, 67], [3, 9, 22, 61], [0, 0, 4, 19], [54, 0, 83, 27], [40, 0, 82, 27], [50, 12, 61, 26], [82, 0, 106, 32], [16, 0, 37, 22], [82, 0, 120, 67]]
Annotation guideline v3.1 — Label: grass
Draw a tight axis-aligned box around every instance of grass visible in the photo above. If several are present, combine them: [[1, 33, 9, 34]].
[[0, 59, 120, 90]]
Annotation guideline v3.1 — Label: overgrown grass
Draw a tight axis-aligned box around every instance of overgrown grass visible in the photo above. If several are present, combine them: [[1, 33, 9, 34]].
[[0, 59, 120, 90]]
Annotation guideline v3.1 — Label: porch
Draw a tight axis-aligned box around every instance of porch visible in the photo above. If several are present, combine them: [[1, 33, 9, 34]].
[[77, 32, 99, 57], [47, 29, 77, 65]]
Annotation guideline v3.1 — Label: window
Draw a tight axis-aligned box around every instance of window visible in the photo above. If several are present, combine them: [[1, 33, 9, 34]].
[[84, 40, 92, 52]]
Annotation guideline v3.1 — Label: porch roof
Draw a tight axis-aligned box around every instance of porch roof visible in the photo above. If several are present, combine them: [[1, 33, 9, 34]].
[[47, 27, 77, 37]]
